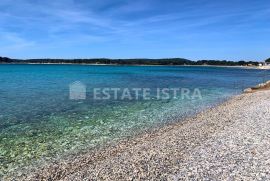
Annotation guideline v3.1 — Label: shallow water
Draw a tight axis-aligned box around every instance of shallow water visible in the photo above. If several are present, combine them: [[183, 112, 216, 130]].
[[0, 64, 269, 175]]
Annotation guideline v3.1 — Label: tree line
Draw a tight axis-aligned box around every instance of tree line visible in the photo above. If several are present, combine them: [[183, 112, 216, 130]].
[[0, 56, 268, 66]]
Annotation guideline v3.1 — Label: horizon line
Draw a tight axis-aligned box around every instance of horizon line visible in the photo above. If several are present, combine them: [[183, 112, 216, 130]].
[[1, 56, 267, 62]]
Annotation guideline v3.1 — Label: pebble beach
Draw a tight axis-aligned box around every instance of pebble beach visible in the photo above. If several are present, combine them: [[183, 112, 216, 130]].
[[5, 89, 270, 180]]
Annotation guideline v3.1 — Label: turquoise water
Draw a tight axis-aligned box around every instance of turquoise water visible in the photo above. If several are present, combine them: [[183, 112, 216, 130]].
[[0, 64, 269, 175]]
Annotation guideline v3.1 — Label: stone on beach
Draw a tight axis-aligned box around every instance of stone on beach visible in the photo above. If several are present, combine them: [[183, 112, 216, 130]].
[[244, 88, 253, 93]]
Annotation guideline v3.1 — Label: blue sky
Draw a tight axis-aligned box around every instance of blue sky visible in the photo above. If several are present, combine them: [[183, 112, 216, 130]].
[[0, 0, 269, 61]]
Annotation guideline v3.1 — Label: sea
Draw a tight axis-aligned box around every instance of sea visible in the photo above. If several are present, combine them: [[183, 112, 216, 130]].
[[0, 64, 269, 175]]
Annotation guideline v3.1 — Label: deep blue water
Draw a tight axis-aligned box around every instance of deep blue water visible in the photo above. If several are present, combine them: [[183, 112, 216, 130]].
[[0, 64, 269, 175]]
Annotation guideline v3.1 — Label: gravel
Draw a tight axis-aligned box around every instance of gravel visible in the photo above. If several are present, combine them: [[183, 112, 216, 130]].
[[5, 90, 270, 180]]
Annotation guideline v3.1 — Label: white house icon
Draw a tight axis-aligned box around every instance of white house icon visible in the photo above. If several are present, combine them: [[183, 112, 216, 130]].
[[69, 81, 86, 100]]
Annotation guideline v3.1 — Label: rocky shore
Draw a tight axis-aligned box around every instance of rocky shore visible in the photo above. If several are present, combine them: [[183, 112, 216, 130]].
[[244, 80, 270, 93], [5, 89, 270, 180]]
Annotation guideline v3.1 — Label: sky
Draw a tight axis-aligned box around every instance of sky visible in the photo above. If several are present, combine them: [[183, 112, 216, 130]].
[[0, 0, 269, 61]]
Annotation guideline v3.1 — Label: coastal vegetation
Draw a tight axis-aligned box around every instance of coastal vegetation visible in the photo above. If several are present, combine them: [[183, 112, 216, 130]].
[[265, 58, 270, 63], [0, 56, 261, 66]]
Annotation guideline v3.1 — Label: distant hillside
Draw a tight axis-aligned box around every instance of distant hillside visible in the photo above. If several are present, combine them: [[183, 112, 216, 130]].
[[0, 57, 13, 63], [265, 58, 270, 63], [0, 56, 260, 66], [20, 58, 193, 65]]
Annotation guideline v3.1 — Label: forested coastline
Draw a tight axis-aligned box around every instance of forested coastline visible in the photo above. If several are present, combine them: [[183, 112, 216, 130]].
[[0, 56, 266, 66]]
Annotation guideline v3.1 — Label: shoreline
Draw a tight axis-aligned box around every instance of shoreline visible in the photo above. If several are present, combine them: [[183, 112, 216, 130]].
[[1, 63, 268, 69], [5, 88, 270, 180]]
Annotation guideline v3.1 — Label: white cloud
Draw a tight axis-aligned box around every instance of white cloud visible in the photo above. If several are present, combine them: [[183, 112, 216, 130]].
[[0, 32, 35, 51]]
